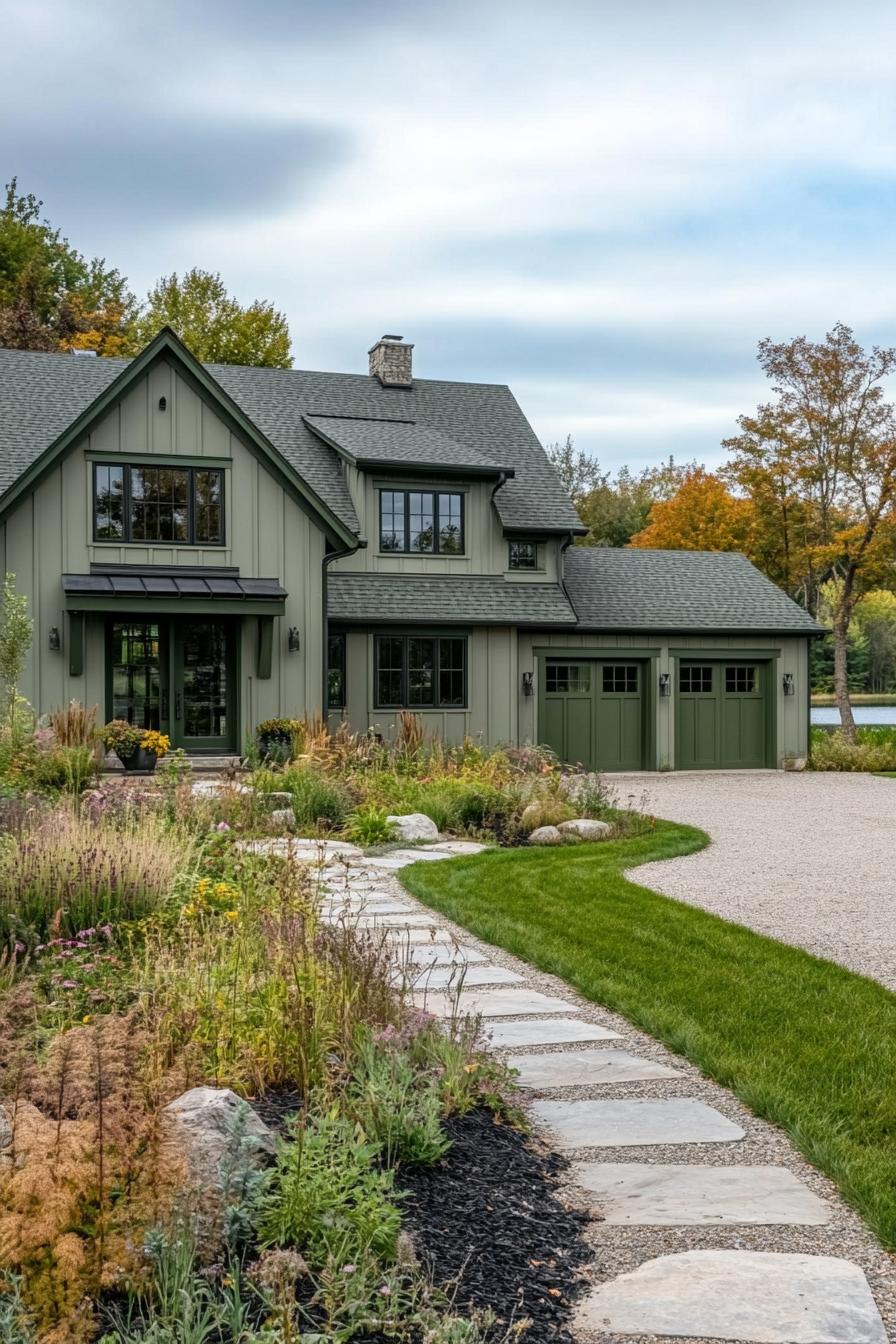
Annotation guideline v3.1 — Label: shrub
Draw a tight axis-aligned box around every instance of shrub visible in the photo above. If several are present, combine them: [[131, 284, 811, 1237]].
[[345, 804, 397, 847], [48, 700, 99, 747], [258, 1109, 403, 1267], [346, 1032, 450, 1167], [3, 739, 98, 794], [0, 806, 196, 945], [287, 765, 351, 831], [810, 726, 896, 772]]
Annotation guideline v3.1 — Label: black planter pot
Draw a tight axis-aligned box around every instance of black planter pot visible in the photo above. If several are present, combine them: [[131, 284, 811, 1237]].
[[116, 746, 159, 775]]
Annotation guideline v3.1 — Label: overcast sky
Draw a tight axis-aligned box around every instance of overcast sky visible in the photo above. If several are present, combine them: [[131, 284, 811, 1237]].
[[3, 0, 896, 472]]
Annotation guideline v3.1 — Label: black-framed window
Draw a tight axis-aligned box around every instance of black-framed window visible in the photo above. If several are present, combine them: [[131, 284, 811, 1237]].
[[602, 664, 638, 694], [327, 633, 346, 710], [725, 664, 757, 694], [93, 463, 224, 545], [679, 664, 713, 693], [374, 635, 467, 708], [508, 540, 539, 570], [545, 663, 591, 694], [379, 489, 465, 554]]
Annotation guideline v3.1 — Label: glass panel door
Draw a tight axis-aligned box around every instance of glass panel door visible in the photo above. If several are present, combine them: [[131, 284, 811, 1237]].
[[108, 622, 164, 729], [172, 620, 234, 751]]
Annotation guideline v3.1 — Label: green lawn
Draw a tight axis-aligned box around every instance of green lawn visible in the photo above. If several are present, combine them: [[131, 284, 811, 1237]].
[[401, 825, 896, 1249]]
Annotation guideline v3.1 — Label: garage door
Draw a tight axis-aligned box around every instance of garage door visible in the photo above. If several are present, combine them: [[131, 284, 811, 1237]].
[[541, 660, 645, 770], [676, 660, 769, 769]]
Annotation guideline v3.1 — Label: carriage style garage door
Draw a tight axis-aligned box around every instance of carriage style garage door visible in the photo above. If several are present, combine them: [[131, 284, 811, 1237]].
[[676, 659, 770, 769], [541, 659, 646, 771]]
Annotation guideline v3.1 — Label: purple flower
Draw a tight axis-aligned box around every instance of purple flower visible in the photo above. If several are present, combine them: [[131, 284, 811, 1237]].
[[61, 979, 78, 990], [77, 928, 97, 939], [100, 924, 113, 939], [13, 941, 25, 954], [378, 1285, 391, 1297], [215, 821, 231, 833]]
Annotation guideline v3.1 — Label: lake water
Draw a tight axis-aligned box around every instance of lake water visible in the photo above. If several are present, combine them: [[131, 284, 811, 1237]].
[[811, 705, 896, 726]]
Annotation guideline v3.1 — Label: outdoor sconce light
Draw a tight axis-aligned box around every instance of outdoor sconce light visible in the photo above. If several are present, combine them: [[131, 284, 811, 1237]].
[[521, 671, 534, 696], [287, 627, 301, 653], [658, 672, 671, 697], [783, 672, 795, 696], [48, 627, 61, 652]]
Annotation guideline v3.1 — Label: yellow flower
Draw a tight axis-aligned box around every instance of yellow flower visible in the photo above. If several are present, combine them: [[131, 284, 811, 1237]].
[[224, 910, 240, 922], [82, 1014, 93, 1025]]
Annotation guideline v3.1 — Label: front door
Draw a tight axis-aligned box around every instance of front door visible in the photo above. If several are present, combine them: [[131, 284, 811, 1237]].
[[107, 617, 236, 752]]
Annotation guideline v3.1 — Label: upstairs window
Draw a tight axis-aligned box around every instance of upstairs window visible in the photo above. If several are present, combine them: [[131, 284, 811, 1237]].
[[379, 489, 465, 554], [93, 463, 224, 545], [508, 540, 539, 570]]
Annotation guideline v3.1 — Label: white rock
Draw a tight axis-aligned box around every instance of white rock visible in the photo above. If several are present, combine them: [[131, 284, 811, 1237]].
[[575, 1250, 885, 1343], [270, 808, 295, 830], [386, 812, 440, 841], [161, 1087, 276, 1188], [559, 818, 612, 841], [528, 825, 565, 845]]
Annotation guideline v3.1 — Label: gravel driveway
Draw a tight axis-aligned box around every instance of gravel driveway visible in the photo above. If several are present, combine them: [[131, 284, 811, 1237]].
[[609, 771, 896, 991]]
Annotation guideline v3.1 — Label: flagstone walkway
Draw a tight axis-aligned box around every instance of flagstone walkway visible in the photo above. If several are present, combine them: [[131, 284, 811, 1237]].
[[263, 837, 895, 1343]]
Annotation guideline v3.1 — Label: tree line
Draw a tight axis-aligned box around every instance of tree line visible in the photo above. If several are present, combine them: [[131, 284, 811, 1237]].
[[0, 178, 292, 366], [548, 324, 896, 734]]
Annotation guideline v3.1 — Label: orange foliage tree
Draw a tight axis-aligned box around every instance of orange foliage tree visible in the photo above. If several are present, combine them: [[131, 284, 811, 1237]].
[[629, 468, 754, 554]]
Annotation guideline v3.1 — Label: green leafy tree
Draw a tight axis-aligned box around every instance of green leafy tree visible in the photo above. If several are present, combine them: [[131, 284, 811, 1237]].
[[130, 269, 292, 368], [545, 434, 606, 503], [853, 589, 896, 692], [0, 572, 33, 739], [0, 178, 137, 354], [578, 457, 700, 548]]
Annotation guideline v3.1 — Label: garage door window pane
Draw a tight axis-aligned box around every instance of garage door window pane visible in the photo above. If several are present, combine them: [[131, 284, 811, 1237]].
[[726, 665, 757, 694], [602, 664, 638, 694], [679, 665, 713, 693], [546, 663, 591, 694]]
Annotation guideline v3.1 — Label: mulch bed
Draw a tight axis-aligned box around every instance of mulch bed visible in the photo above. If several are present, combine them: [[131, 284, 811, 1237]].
[[399, 1107, 594, 1343]]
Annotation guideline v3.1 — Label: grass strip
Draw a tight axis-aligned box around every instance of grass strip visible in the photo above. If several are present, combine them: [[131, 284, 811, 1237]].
[[401, 823, 896, 1248]]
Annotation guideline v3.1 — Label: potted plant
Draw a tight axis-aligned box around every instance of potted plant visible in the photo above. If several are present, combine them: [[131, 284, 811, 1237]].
[[101, 721, 171, 774], [256, 717, 298, 762]]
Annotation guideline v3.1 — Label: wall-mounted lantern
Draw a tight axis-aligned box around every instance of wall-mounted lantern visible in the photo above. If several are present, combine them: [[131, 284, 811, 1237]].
[[48, 626, 61, 652], [521, 671, 534, 696], [658, 672, 671, 697], [287, 627, 301, 653], [782, 672, 795, 696]]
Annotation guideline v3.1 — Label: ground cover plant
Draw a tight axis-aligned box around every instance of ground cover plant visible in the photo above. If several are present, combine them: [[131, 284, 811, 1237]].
[[809, 724, 896, 771], [401, 829, 896, 1250]]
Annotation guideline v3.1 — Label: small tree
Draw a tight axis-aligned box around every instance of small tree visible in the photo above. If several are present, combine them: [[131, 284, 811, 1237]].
[[545, 434, 606, 503], [129, 268, 292, 368], [0, 572, 33, 739]]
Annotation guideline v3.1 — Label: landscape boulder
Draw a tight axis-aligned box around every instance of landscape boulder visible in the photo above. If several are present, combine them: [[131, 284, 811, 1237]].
[[559, 818, 613, 841], [270, 808, 295, 831], [161, 1087, 276, 1189], [386, 812, 440, 842], [527, 825, 566, 845]]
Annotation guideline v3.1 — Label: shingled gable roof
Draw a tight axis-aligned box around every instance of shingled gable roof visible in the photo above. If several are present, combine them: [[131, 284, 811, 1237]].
[[0, 336, 584, 536], [563, 547, 824, 634], [303, 415, 516, 478], [0, 329, 359, 546], [327, 572, 577, 626]]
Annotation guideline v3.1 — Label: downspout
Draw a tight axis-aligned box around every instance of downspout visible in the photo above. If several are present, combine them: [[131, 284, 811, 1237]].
[[321, 534, 364, 719]]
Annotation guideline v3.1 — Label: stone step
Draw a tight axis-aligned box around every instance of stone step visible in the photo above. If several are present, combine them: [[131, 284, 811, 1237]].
[[396, 944, 488, 967], [531, 1097, 745, 1149], [484, 1017, 623, 1048], [398, 964, 524, 990], [575, 1250, 885, 1343], [321, 901, 415, 917], [413, 987, 578, 1018], [384, 926, 455, 944], [512, 1048, 680, 1089], [573, 1162, 831, 1226]]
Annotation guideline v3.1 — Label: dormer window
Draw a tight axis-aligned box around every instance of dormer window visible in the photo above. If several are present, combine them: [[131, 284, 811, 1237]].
[[379, 489, 464, 554], [508, 540, 539, 570]]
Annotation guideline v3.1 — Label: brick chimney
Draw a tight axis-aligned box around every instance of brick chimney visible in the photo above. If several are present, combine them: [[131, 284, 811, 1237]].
[[368, 334, 413, 387]]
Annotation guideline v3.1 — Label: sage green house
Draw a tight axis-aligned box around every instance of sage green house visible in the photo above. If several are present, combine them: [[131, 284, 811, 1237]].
[[0, 329, 820, 769]]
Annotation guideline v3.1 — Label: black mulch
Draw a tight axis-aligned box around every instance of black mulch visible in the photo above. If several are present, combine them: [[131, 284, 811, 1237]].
[[399, 1107, 594, 1343]]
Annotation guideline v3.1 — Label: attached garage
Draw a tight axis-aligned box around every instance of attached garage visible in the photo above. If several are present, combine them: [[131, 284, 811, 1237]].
[[540, 657, 651, 771], [675, 657, 773, 769]]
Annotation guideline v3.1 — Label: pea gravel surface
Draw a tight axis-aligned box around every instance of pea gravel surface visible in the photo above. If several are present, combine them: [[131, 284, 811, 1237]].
[[609, 770, 896, 991], [330, 857, 896, 1343]]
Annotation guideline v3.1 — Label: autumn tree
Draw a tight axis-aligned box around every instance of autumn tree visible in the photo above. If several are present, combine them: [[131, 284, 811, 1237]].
[[579, 457, 699, 547], [629, 468, 754, 554], [725, 324, 896, 738], [0, 178, 137, 354], [129, 269, 292, 368]]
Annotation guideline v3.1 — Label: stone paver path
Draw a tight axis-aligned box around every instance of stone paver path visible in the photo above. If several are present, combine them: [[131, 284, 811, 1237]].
[[276, 836, 894, 1342]]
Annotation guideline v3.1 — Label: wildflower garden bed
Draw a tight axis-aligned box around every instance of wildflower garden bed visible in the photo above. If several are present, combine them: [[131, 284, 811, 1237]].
[[0, 712, 612, 1343]]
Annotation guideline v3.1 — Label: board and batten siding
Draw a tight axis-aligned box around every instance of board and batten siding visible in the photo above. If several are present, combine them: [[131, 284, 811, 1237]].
[[333, 626, 808, 766], [0, 358, 327, 730], [329, 467, 561, 581]]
